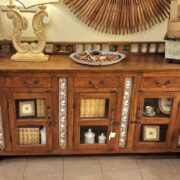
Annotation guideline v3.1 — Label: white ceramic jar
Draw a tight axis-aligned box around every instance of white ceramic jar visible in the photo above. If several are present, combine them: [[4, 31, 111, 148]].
[[98, 133, 106, 144], [84, 129, 95, 144], [40, 127, 46, 145]]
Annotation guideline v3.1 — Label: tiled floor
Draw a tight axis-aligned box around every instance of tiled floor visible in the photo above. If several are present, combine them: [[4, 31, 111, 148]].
[[0, 155, 180, 180]]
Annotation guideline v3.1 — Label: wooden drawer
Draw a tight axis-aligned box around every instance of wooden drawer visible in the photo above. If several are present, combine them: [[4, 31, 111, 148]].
[[140, 77, 180, 88], [74, 77, 118, 89], [5, 77, 52, 88]]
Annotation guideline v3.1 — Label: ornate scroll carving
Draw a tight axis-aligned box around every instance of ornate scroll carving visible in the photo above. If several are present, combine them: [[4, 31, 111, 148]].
[[59, 78, 67, 149], [7, 5, 48, 61], [0, 106, 5, 150], [7, 7, 29, 53], [31, 8, 47, 54], [119, 78, 133, 148], [64, 0, 170, 34]]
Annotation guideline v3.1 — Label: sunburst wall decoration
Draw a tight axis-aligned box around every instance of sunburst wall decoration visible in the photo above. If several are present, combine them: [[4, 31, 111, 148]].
[[64, 0, 171, 35]]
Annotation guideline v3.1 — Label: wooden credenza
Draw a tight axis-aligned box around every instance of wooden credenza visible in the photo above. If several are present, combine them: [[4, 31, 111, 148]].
[[0, 55, 180, 156]]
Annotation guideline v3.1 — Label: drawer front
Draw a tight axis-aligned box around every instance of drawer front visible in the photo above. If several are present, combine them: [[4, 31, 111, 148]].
[[74, 77, 118, 88], [5, 77, 52, 88], [140, 77, 180, 88]]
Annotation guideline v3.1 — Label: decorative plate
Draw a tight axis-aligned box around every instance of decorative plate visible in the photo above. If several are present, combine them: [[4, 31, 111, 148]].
[[158, 98, 172, 115], [70, 51, 126, 66]]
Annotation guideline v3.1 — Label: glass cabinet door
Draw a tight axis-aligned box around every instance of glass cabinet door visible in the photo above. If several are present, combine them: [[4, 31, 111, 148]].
[[74, 93, 118, 150], [134, 92, 178, 149], [8, 92, 52, 152]]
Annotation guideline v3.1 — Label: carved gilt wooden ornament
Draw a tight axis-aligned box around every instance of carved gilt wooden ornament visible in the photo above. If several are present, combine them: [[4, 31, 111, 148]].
[[7, 4, 49, 61], [64, 0, 171, 34]]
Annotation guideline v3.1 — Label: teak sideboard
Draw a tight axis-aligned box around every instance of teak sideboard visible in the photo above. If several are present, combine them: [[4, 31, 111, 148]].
[[0, 55, 180, 156]]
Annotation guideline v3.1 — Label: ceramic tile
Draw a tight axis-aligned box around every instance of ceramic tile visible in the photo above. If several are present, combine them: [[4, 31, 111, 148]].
[[136, 158, 180, 180], [0, 158, 26, 180], [172, 158, 180, 174], [64, 156, 103, 180], [0, 156, 180, 180], [23, 157, 63, 180], [100, 156, 142, 180]]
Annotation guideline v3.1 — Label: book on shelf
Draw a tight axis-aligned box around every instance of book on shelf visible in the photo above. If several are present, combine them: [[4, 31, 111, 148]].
[[18, 128, 40, 145], [36, 99, 45, 117], [80, 99, 85, 118], [89, 99, 95, 118], [81, 99, 106, 118], [99, 99, 106, 117], [95, 99, 99, 117], [84, 99, 90, 118]]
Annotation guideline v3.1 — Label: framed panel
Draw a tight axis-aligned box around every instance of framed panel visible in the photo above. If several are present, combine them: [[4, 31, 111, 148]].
[[143, 125, 160, 142], [7, 92, 52, 152], [18, 100, 36, 118], [134, 92, 179, 149]]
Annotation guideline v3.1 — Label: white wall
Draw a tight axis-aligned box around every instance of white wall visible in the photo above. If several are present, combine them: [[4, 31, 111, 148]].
[[0, 3, 168, 42]]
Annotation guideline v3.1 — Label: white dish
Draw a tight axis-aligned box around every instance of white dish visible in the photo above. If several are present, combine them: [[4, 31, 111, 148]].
[[143, 111, 156, 117], [158, 98, 172, 115]]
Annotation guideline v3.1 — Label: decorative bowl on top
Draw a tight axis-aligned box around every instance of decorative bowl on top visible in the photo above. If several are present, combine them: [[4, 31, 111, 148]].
[[70, 51, 126, 66]]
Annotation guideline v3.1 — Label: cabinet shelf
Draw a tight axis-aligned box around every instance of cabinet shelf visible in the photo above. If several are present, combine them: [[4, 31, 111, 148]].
[[79, 120, 109, 126], [16, 121, 47, 126], [139, 119, 170, 124]]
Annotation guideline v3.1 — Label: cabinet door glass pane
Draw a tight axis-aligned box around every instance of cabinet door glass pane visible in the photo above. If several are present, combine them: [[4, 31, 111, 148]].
[[139, 124, 168, 142], [80, 126, 107, 144], [143, 98, 173, 118], [80, 99, 109, 119], [18, 126, 46, 145], [16, 99, 46, 119]]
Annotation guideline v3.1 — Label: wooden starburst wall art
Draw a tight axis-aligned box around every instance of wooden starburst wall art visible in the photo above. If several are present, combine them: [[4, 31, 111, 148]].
[[64, 0, 171, 34]]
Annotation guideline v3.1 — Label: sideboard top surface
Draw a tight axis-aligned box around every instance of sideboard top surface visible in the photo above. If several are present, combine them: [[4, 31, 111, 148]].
[[0, 55, 179, 73]]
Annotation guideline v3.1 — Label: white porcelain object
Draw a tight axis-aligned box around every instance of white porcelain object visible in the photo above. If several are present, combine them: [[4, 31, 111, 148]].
[[145, 106, 155, 115], [84, 129, 95, 144], [98, 133, 106, 144], [158, 98, 172, 115], [40, 127, 46, 145]]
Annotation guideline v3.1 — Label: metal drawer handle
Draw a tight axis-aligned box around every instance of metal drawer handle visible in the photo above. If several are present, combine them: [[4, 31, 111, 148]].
[[88, 80, 104, 88], [155, 80, 171, 88]]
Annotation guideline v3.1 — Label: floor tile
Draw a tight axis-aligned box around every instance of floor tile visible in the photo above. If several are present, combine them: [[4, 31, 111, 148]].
[[100, 156, 143, 180], [23, 157, 63, 180], [136, 158, 180, 180], [64, 156, 103, 180], [172, 158, 180, 175], [0, 158, 26, 180]]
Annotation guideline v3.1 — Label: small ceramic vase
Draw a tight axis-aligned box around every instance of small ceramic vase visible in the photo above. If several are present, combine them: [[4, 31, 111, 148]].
[[98, 133, 106, 144], [84, 129, 95, 144], [40, 127, 46, 145]]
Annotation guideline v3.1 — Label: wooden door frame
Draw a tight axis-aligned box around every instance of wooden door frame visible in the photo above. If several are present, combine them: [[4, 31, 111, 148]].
[[134, 91, 179, 149], [74, 92, 118, 151], [7, 91, 53, 152]]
